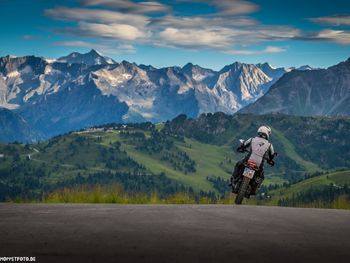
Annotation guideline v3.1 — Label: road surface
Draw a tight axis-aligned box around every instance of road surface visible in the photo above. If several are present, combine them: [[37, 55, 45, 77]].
[[0, 204, 350, 263]]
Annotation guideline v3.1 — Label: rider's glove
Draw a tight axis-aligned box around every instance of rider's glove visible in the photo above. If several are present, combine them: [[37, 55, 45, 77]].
[[236, 146, 245, 153]]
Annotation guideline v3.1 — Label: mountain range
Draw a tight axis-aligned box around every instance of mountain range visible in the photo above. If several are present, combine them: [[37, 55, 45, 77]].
[[0, 49, 348, 142], [241, 58, 350, 116], [0, 49, 290, 139]]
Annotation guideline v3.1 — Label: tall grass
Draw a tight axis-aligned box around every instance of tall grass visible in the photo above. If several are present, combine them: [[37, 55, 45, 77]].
[[13, 185, 350, 209], [277, 195, 350, 210], [39, 184, 235, 204]]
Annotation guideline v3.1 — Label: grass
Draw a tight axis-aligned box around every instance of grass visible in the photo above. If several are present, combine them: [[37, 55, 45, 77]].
[[96, 130, 236, 193], [178, 138, 235, 178], [124, 136, 243, 193], [89, 130, 315, 194], [264, 175, 288, 186], [100, 131, 217, 192], [124, 143, 215, 191], [39, 184, 236, 204], [273, 128, 320, 173], [27, 129, 314, 193], [265, 170, 350, 205]]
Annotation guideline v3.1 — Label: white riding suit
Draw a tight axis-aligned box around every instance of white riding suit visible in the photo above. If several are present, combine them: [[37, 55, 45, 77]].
[[243, 136, 275, 168], [232, 136, 275, 190]]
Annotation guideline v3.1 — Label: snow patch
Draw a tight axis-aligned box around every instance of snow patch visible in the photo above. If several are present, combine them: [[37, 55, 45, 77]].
[[7, 71, 20, 78], [45, 58, 57, 64], [44, 65, 54, 74]]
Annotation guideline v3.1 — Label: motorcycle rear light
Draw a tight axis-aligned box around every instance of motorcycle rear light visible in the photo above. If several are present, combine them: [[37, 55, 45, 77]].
[[247, 161, 257, 167]]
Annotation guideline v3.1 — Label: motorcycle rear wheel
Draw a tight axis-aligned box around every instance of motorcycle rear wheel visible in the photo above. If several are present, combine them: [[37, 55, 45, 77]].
[[235, 177, 250, 205]]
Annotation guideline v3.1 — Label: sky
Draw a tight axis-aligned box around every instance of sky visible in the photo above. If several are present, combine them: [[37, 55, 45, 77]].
[[0, 0, 350, 70]]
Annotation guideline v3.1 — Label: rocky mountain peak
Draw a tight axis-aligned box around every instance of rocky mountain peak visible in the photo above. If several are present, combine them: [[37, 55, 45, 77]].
[[58, 50, 116, 66], [241, 57, 350, 116]]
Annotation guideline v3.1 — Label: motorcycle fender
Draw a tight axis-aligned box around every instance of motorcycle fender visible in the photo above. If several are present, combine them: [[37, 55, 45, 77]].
[[243, 168, 255, 179]]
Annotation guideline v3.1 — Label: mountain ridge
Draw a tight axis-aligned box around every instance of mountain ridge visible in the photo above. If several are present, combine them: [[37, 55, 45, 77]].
[[241, 58, 350, 116], [0, 50, 348, 142], [0, 50, 290, 140], [57, 49, 117, 65]]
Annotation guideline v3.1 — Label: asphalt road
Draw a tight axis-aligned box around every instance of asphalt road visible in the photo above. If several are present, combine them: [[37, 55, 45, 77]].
[[0, 204, 350, 263]]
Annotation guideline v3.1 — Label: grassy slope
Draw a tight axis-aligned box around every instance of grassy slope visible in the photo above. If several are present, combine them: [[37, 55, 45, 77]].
[[0, 126, 331, 196], [94, 131, 219, 192], [2, 127, 348, 207], [31, 130, 294, 192], [122, 137, 233, 192], [265, 170, 350, 205], [273, 128, 320, 173], [101, 131, 287, 192]]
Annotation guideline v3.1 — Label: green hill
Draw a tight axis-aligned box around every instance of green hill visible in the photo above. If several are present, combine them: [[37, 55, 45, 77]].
[[0, 113, 349, 206], [255, 170, 350, 209]]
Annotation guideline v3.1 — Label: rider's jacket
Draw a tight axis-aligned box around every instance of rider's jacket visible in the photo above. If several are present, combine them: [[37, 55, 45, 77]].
[[241, 136, 275, 167]]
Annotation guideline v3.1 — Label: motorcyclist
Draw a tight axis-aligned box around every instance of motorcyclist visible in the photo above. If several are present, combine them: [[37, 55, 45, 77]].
[[230, 126, 276, 195]]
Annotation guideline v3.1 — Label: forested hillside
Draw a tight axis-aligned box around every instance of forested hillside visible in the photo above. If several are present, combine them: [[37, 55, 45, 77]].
[[0, 113, 349, 207]]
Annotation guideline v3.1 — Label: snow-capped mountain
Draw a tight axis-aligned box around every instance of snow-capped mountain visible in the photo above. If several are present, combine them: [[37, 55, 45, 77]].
[[296, 65, 316, 71], [256, 63, 288, 80], [180, 63, 216, 84], [0, 50, 288, 139], [57, 49, 116, 65]]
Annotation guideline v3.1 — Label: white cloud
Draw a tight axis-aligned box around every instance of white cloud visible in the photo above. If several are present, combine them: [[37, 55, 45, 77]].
[[53, 40, 136, 54], [264, 46, 287, 53], [44, 2, 298, 52], [158, 27, 236, 49], [45, 7, 149, 27], [225, 46, 287, 55], [313, 29, 350, 44], [82, 0, 171, 14], [310, 15, 350, 26], [257, 27, 301, 40], [151, 15, 257, 28], [157, 26, 299, 50], [44, 2, 350, 56], [177, 0, 259, 15], [212, 0, 259, 15], [74, 22, 148, 41]]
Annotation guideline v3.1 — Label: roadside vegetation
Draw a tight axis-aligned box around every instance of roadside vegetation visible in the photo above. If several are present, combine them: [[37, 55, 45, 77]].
[[11, 184, 234, 204]]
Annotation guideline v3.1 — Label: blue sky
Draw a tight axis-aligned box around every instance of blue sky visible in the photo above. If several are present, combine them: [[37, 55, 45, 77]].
[[1, 0, 350, 69]]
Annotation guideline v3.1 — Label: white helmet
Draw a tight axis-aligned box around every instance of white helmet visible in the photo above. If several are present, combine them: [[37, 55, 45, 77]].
[[257, 125, 272, 140]]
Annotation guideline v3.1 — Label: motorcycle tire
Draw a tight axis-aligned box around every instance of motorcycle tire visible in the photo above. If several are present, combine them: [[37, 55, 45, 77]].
[[235, 177, 250, 205]]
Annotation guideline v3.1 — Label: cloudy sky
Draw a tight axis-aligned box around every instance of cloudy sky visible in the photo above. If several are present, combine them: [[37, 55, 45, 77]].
[[1, 0, 350, 69]]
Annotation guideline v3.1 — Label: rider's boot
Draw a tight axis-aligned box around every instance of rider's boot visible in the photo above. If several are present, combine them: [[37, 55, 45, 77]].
[[232, 183, 239, 194]]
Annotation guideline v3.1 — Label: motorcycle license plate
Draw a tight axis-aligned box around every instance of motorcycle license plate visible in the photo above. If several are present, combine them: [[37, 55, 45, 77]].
[[243, 168, 255, 179]]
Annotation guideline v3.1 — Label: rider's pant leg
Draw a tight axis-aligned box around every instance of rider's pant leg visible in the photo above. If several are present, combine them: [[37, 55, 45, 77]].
[[231, 159, 245, 184]]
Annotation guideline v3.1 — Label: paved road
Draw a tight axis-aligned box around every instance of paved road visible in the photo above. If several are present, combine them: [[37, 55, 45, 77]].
[[0, 204, 350, 263]]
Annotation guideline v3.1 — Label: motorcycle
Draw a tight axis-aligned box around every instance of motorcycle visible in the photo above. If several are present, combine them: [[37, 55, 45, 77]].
[[233, 139, 276, 205]]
